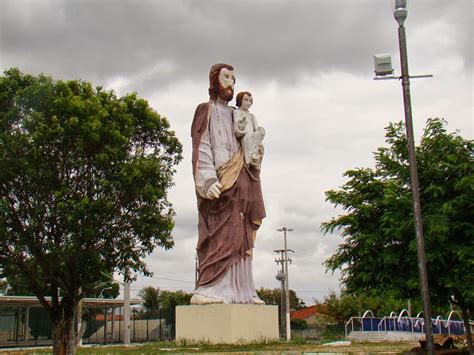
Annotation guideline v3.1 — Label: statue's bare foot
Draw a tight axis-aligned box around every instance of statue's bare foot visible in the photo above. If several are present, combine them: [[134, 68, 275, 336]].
[[252, 297, 265, 305], [190, 293, 224, 305]]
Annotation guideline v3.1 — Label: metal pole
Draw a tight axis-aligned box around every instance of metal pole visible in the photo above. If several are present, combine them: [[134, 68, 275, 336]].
[[15, 307, 20, 343], [278, 227, 293, 341], [77, 288, 83, 347], [118, 306, 122, 342], [103, 307, 107, 344], [397, 23, 434, 354], [111, 307, 115, 343], [133, 309, 136, 342], [274, 249, 286, 339], [159, 307, 162, 341], [280, 277, 286, 339], [123, 280, 131, 344], [25, 306, 30, 342], [283, 229, 291, 341]]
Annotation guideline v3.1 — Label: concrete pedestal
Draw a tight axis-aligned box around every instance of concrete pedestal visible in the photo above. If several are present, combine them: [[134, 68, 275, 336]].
[[176, 304, 279, 344]]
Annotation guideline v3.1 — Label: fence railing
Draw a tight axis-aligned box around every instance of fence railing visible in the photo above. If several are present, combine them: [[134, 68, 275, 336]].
[[344, 316, 382, 339], [345, 310, 472, 339]]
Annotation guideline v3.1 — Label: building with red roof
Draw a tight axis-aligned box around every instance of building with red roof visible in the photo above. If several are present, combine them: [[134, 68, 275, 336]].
[[290, 304, 328, 325]]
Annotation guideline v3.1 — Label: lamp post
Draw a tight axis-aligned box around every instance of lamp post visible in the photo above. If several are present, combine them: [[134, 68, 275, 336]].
[[98, 287, 112, 299], [393, 0, 434, 353], [100, 271, 131, 345], [123, 279, 131, 345], [277, 227, 293, 341]]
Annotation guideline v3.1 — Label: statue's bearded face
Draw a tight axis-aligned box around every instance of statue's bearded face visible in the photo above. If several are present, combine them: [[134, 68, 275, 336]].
[[218, 68, 235, 102]]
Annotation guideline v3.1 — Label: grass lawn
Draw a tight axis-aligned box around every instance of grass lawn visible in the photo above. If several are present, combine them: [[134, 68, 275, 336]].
[[64, 340, 420, 354]]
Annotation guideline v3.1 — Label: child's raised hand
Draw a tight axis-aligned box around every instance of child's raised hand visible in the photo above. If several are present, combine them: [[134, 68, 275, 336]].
[[238, 117, 247, 131]]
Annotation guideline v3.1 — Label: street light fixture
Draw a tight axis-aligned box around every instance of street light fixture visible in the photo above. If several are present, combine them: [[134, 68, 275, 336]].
[[98, 287, 112, 299], [101, 271, 131, 345], [374, 1, 434, 353], [393, 0, 408, 26]]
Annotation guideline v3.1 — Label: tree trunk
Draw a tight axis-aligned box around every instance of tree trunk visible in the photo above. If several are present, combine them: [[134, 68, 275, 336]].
[[461, 306, 473, 355], [51, 315, 77, 355], [52, 320, 67, 355], [65, 316, 76, 355]]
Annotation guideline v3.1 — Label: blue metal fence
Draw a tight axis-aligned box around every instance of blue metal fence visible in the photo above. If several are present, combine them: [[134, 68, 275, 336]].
[[345, 310, 472, 339]]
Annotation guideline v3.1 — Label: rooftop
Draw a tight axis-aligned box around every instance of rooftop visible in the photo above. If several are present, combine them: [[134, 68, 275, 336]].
[[0, 295, 141, 308]]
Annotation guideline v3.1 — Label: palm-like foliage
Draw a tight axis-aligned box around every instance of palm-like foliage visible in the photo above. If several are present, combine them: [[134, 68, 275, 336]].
[[138, 286, 161, 314]]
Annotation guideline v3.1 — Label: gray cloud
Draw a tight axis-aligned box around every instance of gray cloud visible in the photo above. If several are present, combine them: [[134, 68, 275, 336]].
[[1, 0, 472, 304], [1, 0, 470, 91]]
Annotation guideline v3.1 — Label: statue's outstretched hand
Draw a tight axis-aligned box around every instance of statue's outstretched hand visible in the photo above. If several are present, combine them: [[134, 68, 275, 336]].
[[206, 181, 222, 199]]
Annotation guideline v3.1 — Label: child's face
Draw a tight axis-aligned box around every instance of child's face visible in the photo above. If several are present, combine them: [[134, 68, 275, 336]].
[[241, 94, 253, 110]]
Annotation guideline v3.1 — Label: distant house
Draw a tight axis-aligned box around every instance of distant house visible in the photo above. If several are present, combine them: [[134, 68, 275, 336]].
[[291, 305, 328, 326], [95, 314, 126, 322]]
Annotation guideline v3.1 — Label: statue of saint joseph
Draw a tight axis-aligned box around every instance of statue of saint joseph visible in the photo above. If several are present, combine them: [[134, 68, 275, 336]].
[[190, 63, 266, 305]]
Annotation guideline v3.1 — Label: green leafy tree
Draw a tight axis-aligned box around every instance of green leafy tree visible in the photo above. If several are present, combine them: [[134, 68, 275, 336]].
[[159, 290, 192, 338], [256, 287, 306, 310], [0, 68, 182, 354], [290, 318, 308, 330], [138, 286, 161, 317], [322, 292, 372, 325], [257, 287, 306, 332], [134, 288, 192, 337], [0, 278, 8, 294], [322, 118, 473, 349]]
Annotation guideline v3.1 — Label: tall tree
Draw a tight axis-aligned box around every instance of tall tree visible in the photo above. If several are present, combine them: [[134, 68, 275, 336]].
[[138, 286, 161, 317], [257, 288, 306, 333], [0, 68, 182, 354], [159, 290, 192, 339], [322, 118, 473, 350], [257, 287, 306, 310]]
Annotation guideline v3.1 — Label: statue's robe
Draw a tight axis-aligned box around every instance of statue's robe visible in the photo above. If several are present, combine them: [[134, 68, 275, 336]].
[[191, 101, 266, 290]]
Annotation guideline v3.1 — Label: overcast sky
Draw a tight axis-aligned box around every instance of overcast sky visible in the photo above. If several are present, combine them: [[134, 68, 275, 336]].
[[1, 0, 472, 306]]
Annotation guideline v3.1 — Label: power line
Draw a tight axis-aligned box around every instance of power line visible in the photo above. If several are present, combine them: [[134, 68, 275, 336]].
[[142, 275, 195, 284], [293, 290, 333, 293]]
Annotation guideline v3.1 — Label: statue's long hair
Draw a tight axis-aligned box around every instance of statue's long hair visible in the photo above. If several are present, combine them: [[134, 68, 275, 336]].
[[208, 63, 234, 101]]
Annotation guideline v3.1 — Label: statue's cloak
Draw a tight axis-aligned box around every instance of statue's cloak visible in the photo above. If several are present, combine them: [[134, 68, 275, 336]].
[[191, 102, 266, 288]]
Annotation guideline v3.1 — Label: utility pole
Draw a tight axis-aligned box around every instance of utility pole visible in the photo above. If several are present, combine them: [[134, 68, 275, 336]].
[[274, 249, 292, 339], [277, 227, 293, 341], [123, 279, 131, 345]]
